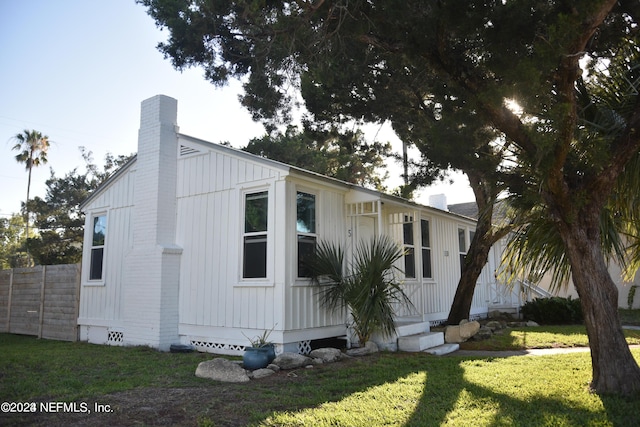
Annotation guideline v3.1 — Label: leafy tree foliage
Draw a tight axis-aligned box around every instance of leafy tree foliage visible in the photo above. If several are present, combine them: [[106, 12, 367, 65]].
[[0, 215, 29, 269], [23, 148, 132, 265], [141, 0, 640, 394], [243, 125, 392, 190]]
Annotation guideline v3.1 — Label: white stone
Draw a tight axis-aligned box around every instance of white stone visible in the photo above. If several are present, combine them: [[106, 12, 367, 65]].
[[195, 358, 250, 383]]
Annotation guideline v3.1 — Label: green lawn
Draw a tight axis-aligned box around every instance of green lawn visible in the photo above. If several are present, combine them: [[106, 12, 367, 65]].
[[1, 331, 640, 426], [460, 324, 640, 351]]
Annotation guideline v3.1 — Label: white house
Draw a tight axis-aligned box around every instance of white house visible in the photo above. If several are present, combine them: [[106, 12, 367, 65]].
[[77, 95, 508, 354]]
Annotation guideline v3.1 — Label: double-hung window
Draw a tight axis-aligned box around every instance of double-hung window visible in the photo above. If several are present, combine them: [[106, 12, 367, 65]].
[[89, 215, 107, 281], [421, 219, 432, 279], [296, 191, 316, 278], [458, 227, 467, 274], [403, 215, 416, 278], [243, 191, 268, 279]]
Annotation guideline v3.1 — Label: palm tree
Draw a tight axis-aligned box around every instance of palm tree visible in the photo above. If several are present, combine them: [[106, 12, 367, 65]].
[[501, 50, 640, 294], [11, 129, 50, 255], [307, 236, 414, 345]]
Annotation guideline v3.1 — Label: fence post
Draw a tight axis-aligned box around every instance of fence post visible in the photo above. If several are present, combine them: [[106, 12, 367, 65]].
[[74, 263, 81, 341], [6, 269, 13, 333], [38, 265, 47, 339]]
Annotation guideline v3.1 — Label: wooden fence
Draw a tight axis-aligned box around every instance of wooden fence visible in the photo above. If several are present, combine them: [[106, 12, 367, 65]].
[[0, 264, 81, 341]]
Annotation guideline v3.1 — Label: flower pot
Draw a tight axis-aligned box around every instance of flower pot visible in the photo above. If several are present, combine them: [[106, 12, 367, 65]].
[[263, 343, 276, 363], [243, 346, 270, 370]]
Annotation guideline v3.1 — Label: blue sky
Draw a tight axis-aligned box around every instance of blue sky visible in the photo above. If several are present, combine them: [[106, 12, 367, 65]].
[[0, 0, 472, 218]]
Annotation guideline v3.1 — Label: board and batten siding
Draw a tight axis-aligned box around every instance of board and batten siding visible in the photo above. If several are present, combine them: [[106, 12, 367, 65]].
[[78, 167, 135, 325], [286, 180, 348, 331], [175, 144, 285, 334], [378, 204, 493, 323]]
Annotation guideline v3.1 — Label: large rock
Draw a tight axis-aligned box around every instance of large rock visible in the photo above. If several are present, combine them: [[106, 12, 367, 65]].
[[460, 320, 480, 338], [309, 347, 343, 363], [273, 352, 313, 369], [471, 326, 494, 341], [445, 325, 463, 343], [195, 358, 250, 383], [345, 340, 379, 356], [485, 320, 503, 331]]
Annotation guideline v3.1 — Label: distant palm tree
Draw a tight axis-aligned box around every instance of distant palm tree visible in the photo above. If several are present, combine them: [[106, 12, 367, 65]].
[[12, 129, 50, 254]]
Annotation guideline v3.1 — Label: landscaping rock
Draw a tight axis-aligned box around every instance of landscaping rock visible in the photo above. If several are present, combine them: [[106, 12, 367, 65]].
[[309, 347, 343, 363], [471, 326, 494, 341], [460, 320, 481, 338], [446, 321, 481, 343], [526, 320, 539, 327], [485, 321, 503, 331], [272, 352, 313, 369], [345, 341, 379, 356], [488, 310, 503, 319], [266, 363, 280, 372], [251, 368, 275, 379], [445, 325, 463, 343], [195, 358, 250, 383]]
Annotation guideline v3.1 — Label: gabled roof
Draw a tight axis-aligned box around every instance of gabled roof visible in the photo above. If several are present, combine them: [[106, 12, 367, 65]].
[[82, 131, 477, 223]]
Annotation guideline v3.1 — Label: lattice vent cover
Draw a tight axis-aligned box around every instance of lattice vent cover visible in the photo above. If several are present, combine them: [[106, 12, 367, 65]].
[[190, 341, 245, 352], [298, 340, 312, 355], [107, 330, 123, 343]]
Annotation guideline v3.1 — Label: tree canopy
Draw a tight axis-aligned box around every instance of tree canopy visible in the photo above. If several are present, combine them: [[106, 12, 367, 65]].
[[10, 148, 133, 266], [141, 0, 640, 394], [243, 124, 392, 190]]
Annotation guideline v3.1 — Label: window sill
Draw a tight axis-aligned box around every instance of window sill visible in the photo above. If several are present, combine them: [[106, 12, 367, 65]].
[[235, 280, 275, 287], [84, 281, 106, 287]]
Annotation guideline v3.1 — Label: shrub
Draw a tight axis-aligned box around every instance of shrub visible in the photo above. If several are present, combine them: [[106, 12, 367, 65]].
[[521, 296, 583, 325]]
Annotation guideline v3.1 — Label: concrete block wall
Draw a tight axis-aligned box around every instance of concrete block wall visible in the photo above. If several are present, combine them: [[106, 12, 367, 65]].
[[123, 95, 182, 350]]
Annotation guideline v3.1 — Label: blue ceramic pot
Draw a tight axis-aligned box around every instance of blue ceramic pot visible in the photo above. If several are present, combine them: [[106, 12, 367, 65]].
[[243, 346, 270, 370], [263, 343, 276, 363]]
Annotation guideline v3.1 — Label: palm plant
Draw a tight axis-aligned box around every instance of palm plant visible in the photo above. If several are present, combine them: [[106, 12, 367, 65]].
[[12, 129, 50, 254], [307, 235, 414, 345], [501, 50, 640, 293]]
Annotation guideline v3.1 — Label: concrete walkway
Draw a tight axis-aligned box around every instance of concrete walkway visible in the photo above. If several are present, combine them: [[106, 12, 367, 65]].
[[448, 326, 640, 357]]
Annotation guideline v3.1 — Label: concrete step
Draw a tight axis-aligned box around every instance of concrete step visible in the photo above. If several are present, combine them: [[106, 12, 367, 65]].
[[424, 343, 460, 356], [394, 321, 431, 337], [398, 331, 444, 352]]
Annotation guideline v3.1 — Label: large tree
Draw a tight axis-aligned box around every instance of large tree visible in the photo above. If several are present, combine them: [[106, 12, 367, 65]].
[[26, 148, 132, 265], [243, 124, 392, 190], [141, 0, 640, 394]]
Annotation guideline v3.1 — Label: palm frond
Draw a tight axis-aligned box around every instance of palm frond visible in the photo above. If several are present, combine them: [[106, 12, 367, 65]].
[[307, 235, 414, 343]]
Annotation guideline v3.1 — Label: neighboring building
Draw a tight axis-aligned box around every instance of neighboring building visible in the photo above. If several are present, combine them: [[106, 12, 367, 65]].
[[77, 95, 508, 355], [448, 203, 640, 310]]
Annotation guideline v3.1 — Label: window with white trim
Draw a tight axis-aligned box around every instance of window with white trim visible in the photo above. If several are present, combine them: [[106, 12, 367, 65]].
[[421, 219, 432, 279], [89, 214, 107, 281], [403, 215, 416, 279], [458, 227, 467, 274], [297, 191, 316, 278], [243, 191, 268, 279]]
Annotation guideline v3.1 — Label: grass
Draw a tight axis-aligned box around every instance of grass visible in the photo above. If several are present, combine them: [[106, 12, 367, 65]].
[[619, 308, 640, 325], [0, 334, 213, 401], [459, 325, 640, 351], [2, 320, 640, 426]]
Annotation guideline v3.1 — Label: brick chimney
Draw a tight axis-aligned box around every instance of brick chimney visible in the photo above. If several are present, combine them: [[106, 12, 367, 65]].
[[123, 95, 182, 350]]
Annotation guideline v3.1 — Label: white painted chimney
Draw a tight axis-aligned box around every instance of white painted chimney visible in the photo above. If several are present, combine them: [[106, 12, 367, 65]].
[[428, 193, 448, 211], [124, 95, 182, 351]]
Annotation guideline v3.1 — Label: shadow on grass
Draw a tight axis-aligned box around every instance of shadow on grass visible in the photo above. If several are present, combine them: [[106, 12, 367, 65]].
[[243, 352, 640, 426], [2, 334, 639, 426]]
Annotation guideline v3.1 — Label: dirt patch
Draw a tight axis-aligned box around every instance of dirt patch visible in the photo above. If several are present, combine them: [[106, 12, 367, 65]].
[[1, 358, 362, 427]]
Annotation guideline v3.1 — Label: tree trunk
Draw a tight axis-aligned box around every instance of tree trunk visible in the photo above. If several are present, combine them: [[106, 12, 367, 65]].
[[447, 171, 510, 325], [560, 210, 640, 394], [447, 234, 493, 324]]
